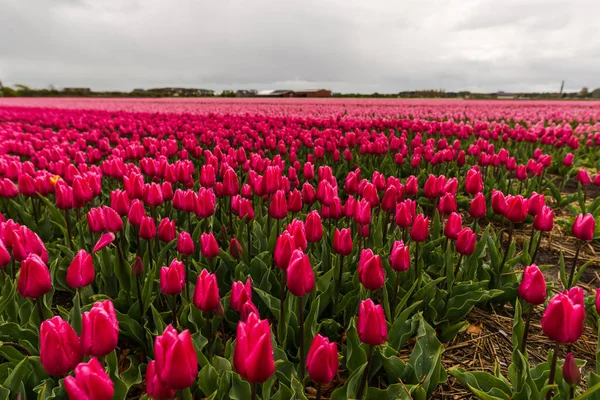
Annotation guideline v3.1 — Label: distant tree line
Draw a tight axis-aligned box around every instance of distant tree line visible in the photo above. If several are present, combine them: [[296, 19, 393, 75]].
[[1, 85, 600, 99]]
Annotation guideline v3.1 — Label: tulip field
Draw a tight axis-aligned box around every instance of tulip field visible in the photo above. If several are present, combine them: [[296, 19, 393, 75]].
[[0, 97, 600, 399]]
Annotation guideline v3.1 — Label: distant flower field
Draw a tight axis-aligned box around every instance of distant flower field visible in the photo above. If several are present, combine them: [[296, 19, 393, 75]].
[[0, 97, 598, 399]]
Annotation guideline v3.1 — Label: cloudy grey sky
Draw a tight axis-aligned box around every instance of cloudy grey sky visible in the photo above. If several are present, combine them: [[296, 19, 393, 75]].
[[1, 0, 599, 93]]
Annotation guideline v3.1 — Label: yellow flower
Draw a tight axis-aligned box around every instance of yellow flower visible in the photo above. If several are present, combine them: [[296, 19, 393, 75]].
[[49, 175, 61, 186]]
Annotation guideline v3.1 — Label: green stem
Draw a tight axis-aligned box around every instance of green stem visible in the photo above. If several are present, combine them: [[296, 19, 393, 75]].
[[251, 383, 257, 400], [356, 345, 374, 400], [546, 343, 560, 400], [136, 276, 144, 317], [64, 209, 74, 251], [528, 225, 536, 254], [316, 383, 322, 400], [499, 222, 513, 273], [520, 304, 533, 354], [171, 295, 179, 329], [36, 297, 45, 325], [531, 232, 542, 264], [453, 253, 464, 280], [390, 270, 400, 318], [299, 295, 305, 381], [278, 270, 286, 342], [185, 255, 190, 303], [567, 241, 582, 288]]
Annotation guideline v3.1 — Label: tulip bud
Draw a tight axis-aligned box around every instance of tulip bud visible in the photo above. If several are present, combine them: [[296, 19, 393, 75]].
[[222, 168, 240, 196], [194, 269, 222, 314], [132, 256, 144, 278], [286, 249, 315, 297], [177, 231, 194, 256], [534, 206, 554, 232], [274, 231, 296, 270], [128, 199, 146, 226], [395, 201, 414, 228], [146, 360, 175, 400], [65, 358, 114, 400], [200, 164, 216, 188], [0, 240, 10, 268], [405, 176, 418, 197], [390, 240, 410, 272], [469, 192, 487, 219], [596, 290, 600, 315], [154, 325, 198, 390], [240, 300, 260, 321], [160, 259, 185, 295], [66, 249, 94, 289], [40, 316, 83, 376], [233, 313, 275, 383], [491, 190, 507, 216], [504, 195, 529, 223], [465, 168, 483, 195], [444, 212, 462, 241], [456, 228, 476, 255], [410, 214, 429, 242], [438, 193, 456, 215], [576, 169, 591, 186], [103, 206, 124, 232], [518, 264, 547, 305], [200, 232, 219, 258], [528, 192, 545, 217], [358, 249, 384, 290], [18, 253, 52, 298], [286, 219, 307, 251], [139, 216, 156, 240], [231, 278, 253, 313], [333, 228, 352, 256], [305, 210, 323, 243], [230, 238, 243, 260], [563, 353, 581, 387], [355, 199, 372, 226], [306, 334, 338, 384], [157, 218, 176, 243], [288, 189, 303, 213], [562, 153, 574, 167], [302, 182, 316, 205], [572, 213, 595, 241], [541, 290, 586, 344], [357, 299, 387, 345], [81, 300, 119, 357], [87, 207, 106, 233]]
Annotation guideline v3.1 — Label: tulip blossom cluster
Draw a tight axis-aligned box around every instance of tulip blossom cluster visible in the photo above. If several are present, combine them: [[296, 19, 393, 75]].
[[0, 98, 598, 399]]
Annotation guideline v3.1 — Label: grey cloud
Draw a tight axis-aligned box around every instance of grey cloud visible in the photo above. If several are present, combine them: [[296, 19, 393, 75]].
[[1, 0, 599, 93]]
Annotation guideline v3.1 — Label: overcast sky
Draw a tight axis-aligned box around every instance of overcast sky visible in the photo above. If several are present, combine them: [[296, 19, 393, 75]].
[[1, 0, 599, 93]]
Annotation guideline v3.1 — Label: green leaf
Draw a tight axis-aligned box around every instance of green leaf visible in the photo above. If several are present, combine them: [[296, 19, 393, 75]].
[[69, 292, 82, 335], [198, 364, 219, 397], [406, 314, 447, 397], [254, 287, 281, 320], [345, 318, 367, 374], [388, 301, 422, 351], [229, 372, 252, 400], [559, 251, 568, 289], [0, 343, 27, 363], [366, 382, 412, 400], [290, 375, 309, 400], [444, 288, 503, 322], [3, 357, 31, 394], [449, 368, 511, 399], [272, 382, 293, 400]]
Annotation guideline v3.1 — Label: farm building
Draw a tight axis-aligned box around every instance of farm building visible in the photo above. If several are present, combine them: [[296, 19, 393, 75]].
[[255, 89, 332, 98], [294, 89, 332, 98], [256, 90, 296, 98]]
